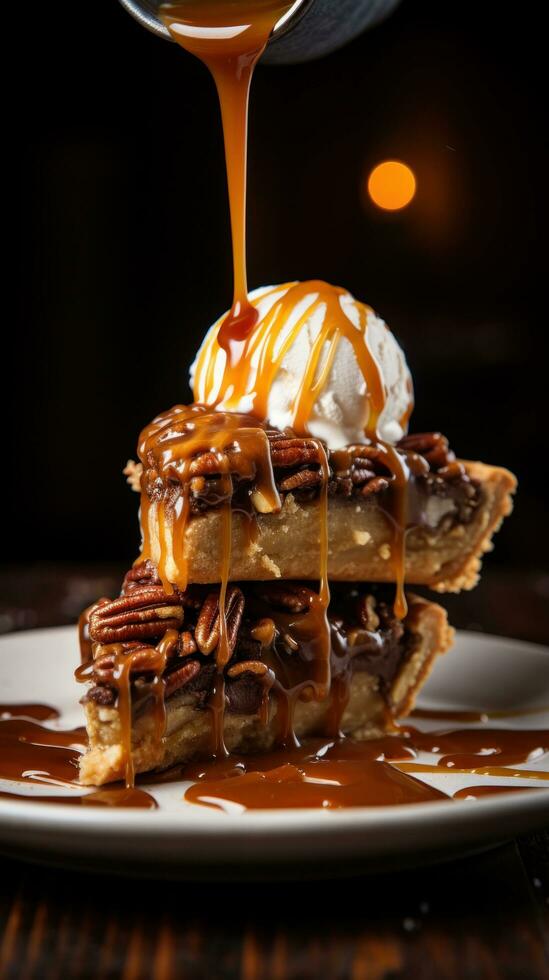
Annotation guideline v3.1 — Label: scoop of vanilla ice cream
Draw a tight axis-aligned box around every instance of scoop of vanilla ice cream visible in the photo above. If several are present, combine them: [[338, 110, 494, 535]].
[[190, 283, 413, 450]]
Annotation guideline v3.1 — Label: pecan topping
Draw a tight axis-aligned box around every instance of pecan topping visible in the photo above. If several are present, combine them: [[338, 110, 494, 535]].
[[250, 617, 276, 648], [121, 560, 162, 595], [164, 660, 201, 697], [269, 436, 321, 468], [360, 474, 391, 497], [89, 586, 184, 645], [180, 631, 198, 656], [358, 594, 380, 632], [398, 432, 454, 470], [227, 660, 270, 678], [278, 468, 321, 492], [257, 583, 315, 614], [194, 585, 244, 658], [93, 643, 169, 683]]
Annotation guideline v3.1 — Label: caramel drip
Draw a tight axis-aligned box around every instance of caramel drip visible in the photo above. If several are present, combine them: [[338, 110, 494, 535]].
[[453, 785, 542, 800], [137, 406, 280, 592], [76, 632, 178, 788], [193, 282, 386, 429], [113, 646, 135, 788], [209, 483, 233, 757], [0, 717, 86, 786], [160, 1, 293, 355]]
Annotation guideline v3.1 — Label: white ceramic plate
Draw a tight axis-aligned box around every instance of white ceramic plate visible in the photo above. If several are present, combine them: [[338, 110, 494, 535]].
[[0, 626, 548, 877]]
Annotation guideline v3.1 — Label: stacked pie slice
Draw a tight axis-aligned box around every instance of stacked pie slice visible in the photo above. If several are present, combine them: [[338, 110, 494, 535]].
[[78, 414, 515, 786]]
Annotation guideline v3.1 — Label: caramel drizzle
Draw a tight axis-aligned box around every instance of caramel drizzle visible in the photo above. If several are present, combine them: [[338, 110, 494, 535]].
[[136, 407, 332, 755], [193, 280, 411, 616], [160, 1, 294, 355], [137, 406, 280, 592], [76, 624, 179, 786], [121, 1, 413, 774]]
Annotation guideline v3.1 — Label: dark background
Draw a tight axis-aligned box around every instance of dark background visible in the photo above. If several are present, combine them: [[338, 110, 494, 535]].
[[5, 1, 547, 620]]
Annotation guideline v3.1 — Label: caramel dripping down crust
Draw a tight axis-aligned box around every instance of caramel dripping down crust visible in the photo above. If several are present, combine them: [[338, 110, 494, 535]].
[[78, 581, 453, 786]]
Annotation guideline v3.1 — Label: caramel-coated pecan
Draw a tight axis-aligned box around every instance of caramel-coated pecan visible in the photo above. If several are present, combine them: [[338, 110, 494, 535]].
[[269, 436, 321, 468], [93, 643, 168, 683], [257, 583, 314, 614], [121, 560, 162, 595], [360, 475, 391, 497], [358, 594, 380, 632], [89, 586, 184, 644], [398, 432, 454, 470], [194, 585, 244, 658], [227, 660, 270, 678], [164, 660, 201, 697], [278, 468, 321, 492]]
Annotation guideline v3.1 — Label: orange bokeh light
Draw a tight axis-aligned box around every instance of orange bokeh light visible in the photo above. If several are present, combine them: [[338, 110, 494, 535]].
[[367, 160, 416, 211]]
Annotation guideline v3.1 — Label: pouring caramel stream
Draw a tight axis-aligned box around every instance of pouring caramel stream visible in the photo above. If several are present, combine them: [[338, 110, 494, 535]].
[[160, 0, 294, 354]]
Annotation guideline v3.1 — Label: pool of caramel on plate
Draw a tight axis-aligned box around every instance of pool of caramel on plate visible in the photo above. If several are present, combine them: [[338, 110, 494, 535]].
[[1, 704, 547, 810]]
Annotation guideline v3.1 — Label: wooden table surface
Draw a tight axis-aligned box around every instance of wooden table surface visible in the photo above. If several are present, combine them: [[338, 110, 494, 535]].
[[0, 564, 548, 979]]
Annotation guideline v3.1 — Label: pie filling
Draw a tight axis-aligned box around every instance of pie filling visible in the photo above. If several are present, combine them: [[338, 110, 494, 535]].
[[79, 572, 420, 718], [131, 418, 480, 532]]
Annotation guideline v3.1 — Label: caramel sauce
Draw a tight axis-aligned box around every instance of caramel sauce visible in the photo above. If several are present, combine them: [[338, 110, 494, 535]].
[[136, 404, 332, 754], [453, 785, 542, 800], [401, 726, 549, 771], [1, 705, 547, 810], [183, 725, 549, 810], [412, 705, 549, 722], [0, 706, 155, 808], [0, 703, 59, 722], [138, 406, 280, 592], [114, 0, 419, 785], [192, 280, 412, 619], [76, 628, 178, 786], [184, 738, 446, 810], [159, 0, 294, 354], [0, 717, 86, 785]]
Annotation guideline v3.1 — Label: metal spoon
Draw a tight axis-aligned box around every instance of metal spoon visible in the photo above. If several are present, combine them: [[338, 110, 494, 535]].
[[116, 0, 401, 64], [117, 0, 311, 44]]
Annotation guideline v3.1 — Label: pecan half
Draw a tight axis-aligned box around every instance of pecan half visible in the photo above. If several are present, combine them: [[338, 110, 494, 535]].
[[257, 583, 315, 614], [194, 585, 244, 658], [361, 475, 391, 497], [358, 594, 380, 632], [121, 560, 162, 595], [398, 432, 454, 470], [89, 586, 184, 644], [269, 437, 321, 468], [93, 643, 168, 682], [227, 660, 270, 678], [164, 660, 201, 698], [278, 468, 321, 492], [180, 630, 198, 656]]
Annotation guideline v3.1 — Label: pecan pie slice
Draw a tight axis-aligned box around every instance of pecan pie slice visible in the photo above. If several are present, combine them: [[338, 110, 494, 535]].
[[78, 572, 453, 786], [133, 412, 515, 592]]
